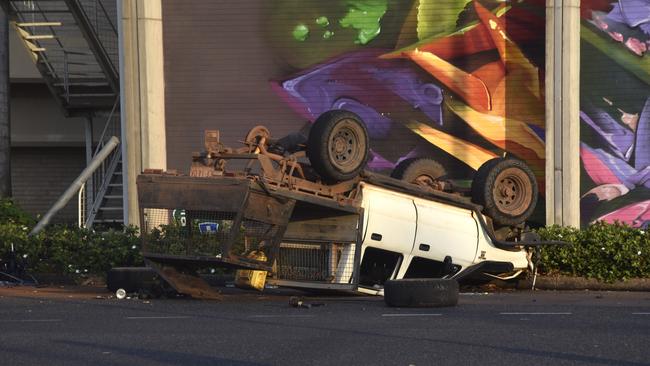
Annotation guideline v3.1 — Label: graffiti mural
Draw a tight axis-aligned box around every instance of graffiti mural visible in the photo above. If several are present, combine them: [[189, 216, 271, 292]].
[[266, 0, 547, 224], [262, 0, 650, 227], [580, 0, 650, 228]]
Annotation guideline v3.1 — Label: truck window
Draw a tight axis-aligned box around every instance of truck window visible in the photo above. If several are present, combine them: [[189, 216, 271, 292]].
[[359, 247, 402, 287]]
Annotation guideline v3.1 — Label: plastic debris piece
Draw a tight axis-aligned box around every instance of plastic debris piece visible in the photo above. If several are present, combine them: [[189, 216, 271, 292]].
[[116, 288, 127, 300]]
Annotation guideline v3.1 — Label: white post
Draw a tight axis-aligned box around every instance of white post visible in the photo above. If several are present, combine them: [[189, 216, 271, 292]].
[[545, 0, 581, 227], [120, 0, 167, 227], [0, 6, 10, 198]]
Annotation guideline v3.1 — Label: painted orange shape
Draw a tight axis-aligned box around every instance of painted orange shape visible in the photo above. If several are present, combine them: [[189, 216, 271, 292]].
[[404, 49, 492, 111], [383, 1, 543, 119], [383, 1, 547, 182]]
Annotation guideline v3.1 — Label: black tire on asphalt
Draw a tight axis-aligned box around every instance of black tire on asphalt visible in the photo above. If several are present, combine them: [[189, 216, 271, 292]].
[[384, 278, 459, 307], [307, 110, 369, 183], [391, 158, 446, 187], [471, 157, 538, 227]]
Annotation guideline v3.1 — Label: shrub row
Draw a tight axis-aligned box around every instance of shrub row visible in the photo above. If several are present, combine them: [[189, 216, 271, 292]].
[[536, 221, 650, 282], [0, 198, 142, 276], [2, 198, 649, 282]]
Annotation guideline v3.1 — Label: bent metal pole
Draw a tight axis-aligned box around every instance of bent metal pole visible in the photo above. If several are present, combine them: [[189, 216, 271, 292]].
[[30, 136, 120, 235]]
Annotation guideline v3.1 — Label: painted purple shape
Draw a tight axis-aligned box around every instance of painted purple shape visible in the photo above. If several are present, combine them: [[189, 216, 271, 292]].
[[634, 97, 650, 169], [331, 98, 393, 139], [367, 149, 397, 170], [528, 124, 545, 141], [629, 166, 650, 186], [367, 148, 425, 171], [367, 64, 444, 125], [274, 49, 444, 139], [580, 103, 635, 161], [607, 0, 650, 35], [581, 143, 647, 189]]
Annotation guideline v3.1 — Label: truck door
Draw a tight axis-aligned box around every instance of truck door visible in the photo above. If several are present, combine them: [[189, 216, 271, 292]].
[[361, 184, 417, 255], [411, 198, 479, 272]]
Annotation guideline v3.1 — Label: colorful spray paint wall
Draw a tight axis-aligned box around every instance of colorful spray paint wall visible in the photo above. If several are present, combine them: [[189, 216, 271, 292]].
[[267, 0, 547, 223], [162, 1, 649, 227], [580, 1, 650, 228]]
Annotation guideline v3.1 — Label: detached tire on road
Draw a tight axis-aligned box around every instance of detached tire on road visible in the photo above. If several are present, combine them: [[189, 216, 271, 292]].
[[307, 110, 369, 183], [384, 279, 459, 307], [471, 157, 538, 227]]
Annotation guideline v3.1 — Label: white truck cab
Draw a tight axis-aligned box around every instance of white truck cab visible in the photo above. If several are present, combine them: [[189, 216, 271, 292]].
[[355, 183, 529, 295]]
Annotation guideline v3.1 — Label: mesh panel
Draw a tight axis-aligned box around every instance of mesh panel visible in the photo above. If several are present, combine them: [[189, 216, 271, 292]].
[[277, 242, 356, 283], [142, 209, 235, 257], [231, 219, 279, 257], [141, 208, 280, 264]]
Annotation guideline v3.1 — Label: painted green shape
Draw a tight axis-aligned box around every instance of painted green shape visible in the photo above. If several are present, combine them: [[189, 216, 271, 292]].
[[323, 30, 334, 39], [339, 0, 387, 45], [315, 16, 330, 27], [417, 0, 472, 40], [292, 23, 310, 42], [581, 24, 650, 86]]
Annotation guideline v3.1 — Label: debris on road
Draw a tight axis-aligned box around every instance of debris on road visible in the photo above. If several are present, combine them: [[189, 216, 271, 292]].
[[289, 296, 325, 309]]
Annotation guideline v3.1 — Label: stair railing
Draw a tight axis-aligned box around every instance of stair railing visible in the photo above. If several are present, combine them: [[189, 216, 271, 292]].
[[65, 0, 118, 90], [78, 183, 86, 228], [82, 97, 121, 228]]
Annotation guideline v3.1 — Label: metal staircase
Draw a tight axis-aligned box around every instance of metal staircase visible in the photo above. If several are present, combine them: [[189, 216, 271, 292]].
[[3, 0, 123, 227], [83, 99, 123, 227]]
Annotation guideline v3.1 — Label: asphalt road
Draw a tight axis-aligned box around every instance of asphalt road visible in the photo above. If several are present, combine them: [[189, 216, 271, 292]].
[[1, 288, 650, 366]]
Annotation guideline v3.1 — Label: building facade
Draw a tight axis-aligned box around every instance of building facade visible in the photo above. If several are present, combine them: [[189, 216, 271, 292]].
[[160, 0, 648, 228], [5, 0, 649, 229]]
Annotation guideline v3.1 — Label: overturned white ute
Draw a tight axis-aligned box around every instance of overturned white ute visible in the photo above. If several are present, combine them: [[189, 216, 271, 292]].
[[137, 110, 563, 304]]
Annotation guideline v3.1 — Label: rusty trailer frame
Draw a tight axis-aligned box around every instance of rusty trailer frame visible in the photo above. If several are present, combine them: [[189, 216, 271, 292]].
[[137, 172, 365, 296]]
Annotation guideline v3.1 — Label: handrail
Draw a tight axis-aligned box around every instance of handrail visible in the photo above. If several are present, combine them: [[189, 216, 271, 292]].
[[96, 0, 117, 35], [66, 0, 119, 90], [30, 136, 120, 235], [93, 97, 119, 156], [78, 182, 86, 228], [85, 147, 121, 227]]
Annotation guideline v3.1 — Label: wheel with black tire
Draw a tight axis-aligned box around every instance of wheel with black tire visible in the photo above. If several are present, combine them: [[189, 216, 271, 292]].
[[391, 158, 446, 188], [307, 110, 369, 182], [471, 157, 538, 226], [384, 278, 459, 307]]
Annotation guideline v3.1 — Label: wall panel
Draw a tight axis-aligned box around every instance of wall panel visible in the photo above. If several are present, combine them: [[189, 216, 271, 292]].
[[163, 0, 548, 224], [579, 1, 650, 228]]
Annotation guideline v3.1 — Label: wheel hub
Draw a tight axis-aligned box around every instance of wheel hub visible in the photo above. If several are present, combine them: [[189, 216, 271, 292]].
[[414, 175, 434, 186], [492, 168, 532, 217], [333, 136, 347, 154], [328, 121, 360, 171]]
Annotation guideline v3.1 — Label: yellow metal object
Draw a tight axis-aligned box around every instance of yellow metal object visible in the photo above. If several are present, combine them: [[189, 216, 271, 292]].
[[234, 251, 268, 291]]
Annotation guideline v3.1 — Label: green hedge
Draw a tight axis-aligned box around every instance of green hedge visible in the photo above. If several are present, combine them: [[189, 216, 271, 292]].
[[0, 198, 143, 276], [537, 221, 650, 282], [2, 198, 649, 282]]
